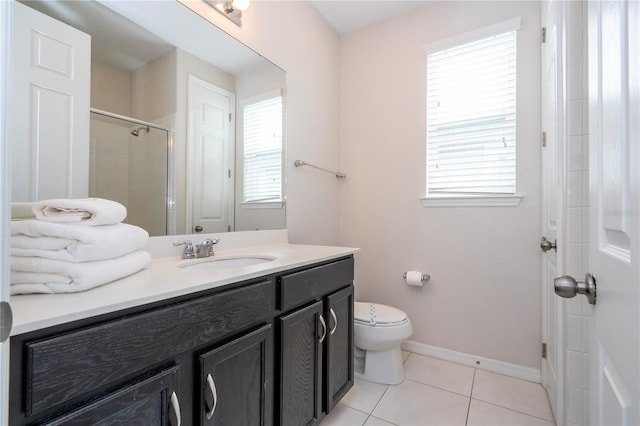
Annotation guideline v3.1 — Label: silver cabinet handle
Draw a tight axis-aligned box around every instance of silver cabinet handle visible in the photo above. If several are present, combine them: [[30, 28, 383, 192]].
[[170, 391, 182, 426], [206, 373, 218, 420], [329, 308, 338, 335], [319, 314, 327, 343]]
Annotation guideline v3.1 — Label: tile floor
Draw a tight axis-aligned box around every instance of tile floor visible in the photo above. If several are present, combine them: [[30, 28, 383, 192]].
[[321, 351, 555, 426]]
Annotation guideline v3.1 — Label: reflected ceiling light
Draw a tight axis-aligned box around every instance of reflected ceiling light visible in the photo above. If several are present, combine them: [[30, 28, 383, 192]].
[[204, 0, 249, 27]]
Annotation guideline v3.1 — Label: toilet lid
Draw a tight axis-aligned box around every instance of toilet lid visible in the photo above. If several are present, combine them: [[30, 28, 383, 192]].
[[354, 302, 408, 325]]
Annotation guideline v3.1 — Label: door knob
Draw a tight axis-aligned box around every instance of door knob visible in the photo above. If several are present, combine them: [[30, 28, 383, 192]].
[[554, 273, 597, 305], [194, 225, 203, 232], [540, 237, 557, 252]]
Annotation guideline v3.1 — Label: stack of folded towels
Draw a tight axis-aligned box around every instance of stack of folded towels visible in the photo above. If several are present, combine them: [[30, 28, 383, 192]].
[[10, 198, 151, 295]]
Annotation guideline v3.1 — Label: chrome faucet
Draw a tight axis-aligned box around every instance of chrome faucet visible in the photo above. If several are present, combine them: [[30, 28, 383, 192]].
[[195, 238, 220, 258], [173, 238, 220, 259], [173, 240, 196, 259]]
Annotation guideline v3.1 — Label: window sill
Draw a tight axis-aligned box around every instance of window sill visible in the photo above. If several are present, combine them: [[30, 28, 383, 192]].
[[420, 194, 523, 207], [240, 201, 284, 209]]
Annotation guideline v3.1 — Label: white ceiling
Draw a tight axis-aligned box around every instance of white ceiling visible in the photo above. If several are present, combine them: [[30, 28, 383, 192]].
[[310, 1, 431, 35]]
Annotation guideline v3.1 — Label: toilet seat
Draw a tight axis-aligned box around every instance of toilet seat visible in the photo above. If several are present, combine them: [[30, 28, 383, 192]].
[[354, 302, 408, 327]]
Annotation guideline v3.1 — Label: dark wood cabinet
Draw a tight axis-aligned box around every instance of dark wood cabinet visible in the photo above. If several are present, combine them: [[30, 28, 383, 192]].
[[278, 301, 323, 426], [325, 285, 354, 412], [277, 257, 355, 425], [199, 324, 273, 426], [9, 256, 354, 425], [41, 365, 182, 426]]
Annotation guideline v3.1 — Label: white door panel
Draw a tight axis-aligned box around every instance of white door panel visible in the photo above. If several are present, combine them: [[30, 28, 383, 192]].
[[588, 1, 639, 425], [0, 2, 11, 423], [187, 75, 234, 233], [11, 2, 90, 201], [541, 1, 564, 422]]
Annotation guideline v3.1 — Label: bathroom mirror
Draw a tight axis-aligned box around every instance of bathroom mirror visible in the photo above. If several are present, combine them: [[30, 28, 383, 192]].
[[11, 0, 286, 236]]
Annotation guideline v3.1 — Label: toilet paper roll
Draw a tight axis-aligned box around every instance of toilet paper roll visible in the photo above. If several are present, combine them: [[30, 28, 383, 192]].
[[405, 271, 424, 287]]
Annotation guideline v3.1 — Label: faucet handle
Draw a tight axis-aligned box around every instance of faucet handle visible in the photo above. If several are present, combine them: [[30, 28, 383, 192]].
[[201, 238, 221, 246], [173, 240, 195, 259], [195, 238, 220, 258]]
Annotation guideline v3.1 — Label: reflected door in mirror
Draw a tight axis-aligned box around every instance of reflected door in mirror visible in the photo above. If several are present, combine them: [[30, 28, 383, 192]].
[[188, 75, 234, 233]]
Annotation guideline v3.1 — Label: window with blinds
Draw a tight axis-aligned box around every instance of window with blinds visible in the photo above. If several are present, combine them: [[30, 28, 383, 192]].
[[242, 95, 283, 204], [426, 28, 517, 196]]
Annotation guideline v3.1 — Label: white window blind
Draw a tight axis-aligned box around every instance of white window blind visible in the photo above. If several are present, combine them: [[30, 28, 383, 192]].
[[426, 29, 517, 195], [243, 95, 283, 203]]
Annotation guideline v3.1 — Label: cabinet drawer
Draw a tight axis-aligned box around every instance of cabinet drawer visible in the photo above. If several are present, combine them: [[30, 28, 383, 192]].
[[42, 365, 181, 426], [24, 279, 274, 417], [278, 257, 353, 312]]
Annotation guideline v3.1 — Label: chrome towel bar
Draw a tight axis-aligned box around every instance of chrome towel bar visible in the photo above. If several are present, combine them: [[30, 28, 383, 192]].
[[294, 160, 346, 179]]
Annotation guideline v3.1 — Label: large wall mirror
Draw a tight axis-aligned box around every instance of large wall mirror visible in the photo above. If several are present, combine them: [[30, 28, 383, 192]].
[[11, 0, 286, 236]]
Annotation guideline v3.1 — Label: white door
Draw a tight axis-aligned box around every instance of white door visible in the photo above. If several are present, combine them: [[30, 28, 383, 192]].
[[11, 2, 90, 201], [541, 0, 565, 422], [187, 75, 234, 233], [587, 1, 639, 425], [0, 2, 12, 423]]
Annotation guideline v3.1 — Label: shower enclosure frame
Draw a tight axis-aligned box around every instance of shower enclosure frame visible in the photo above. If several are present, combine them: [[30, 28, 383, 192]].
[[90, 108, 176, 235]]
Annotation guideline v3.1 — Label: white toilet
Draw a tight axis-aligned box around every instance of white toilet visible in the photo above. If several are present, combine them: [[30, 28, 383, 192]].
[[353, 302, 413, 385]]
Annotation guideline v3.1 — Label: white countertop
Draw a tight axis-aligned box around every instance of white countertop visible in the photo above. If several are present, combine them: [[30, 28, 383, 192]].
[[10, 231, 359, 336]]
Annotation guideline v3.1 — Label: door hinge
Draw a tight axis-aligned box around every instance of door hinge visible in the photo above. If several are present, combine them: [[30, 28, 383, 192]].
[[229, 113, 232, 122], [542, 131, 547, 147], [228, 169, 231, 178], [542, 27, 546, 43], [228, 225, 231, 232], [0, 301, 13, 343], [542, 342, 547, 359]]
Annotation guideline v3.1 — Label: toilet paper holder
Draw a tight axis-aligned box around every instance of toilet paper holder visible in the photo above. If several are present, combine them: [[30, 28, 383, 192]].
[[403, 272, 430, 282]]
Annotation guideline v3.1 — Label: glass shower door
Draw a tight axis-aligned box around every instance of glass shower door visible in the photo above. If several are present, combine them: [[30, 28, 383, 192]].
[[89, 111, 171, 236]]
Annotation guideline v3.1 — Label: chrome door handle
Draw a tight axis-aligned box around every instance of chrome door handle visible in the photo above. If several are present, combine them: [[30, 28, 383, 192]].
[[554, 273, 597, 305], [170, 391, 182, 426], [205, 373, 218, 420], [329, 308, 338, 335], [540, 236, 557, 252], [319, 314, 327, 343]]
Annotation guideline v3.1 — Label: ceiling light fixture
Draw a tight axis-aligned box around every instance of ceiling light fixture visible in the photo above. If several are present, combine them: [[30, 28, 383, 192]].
[[204, 0, 249, 27]]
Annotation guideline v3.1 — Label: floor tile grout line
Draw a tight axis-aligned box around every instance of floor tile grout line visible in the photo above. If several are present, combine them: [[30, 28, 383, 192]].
[[368, 382, 391, 415], [368, 414, 400, 426], [341, 403, 374, 417], [465, 368, 478, 425], [363, 414, 370, 426], [403, 377, 473, 399], [469, 397, 555, 423]]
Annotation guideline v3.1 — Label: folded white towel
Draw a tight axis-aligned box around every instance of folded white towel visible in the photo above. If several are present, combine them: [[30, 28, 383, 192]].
[[11, 221, 149, 262], [11, 202, 36, 220], [33, 198, 127, 226], [10, 250, 151, 294]]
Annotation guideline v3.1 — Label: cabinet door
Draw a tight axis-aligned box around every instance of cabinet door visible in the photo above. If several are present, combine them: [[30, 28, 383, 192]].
[[42, 365, 182, 426], [199, 325, 273, 426], [325, 285, 354, 412], [279, 301, 323, 426]]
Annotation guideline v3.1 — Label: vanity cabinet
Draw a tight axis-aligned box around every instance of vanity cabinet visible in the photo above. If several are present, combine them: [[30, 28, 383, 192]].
[[199, 324, 273, 426], [9, 278, 274, 425], [277, 257, 355, 425], [9, 256, 354, 425]]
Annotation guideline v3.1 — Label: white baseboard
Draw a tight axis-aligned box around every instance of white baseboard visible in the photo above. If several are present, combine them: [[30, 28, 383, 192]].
[[401, 340, 541, 383]]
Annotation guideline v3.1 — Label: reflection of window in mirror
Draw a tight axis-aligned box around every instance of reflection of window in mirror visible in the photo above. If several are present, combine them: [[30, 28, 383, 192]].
[[242, 92, 283, 206]]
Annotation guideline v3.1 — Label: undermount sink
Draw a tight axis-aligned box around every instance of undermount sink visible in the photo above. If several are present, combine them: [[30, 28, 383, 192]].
[[177, 255, 276, 270]]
